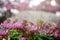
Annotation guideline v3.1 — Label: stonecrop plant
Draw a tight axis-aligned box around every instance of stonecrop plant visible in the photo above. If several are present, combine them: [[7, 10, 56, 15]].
[[0, 19, 60, 40]]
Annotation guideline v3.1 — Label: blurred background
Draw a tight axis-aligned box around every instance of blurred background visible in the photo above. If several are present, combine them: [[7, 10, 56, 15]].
[[0, 0, 60, 23]]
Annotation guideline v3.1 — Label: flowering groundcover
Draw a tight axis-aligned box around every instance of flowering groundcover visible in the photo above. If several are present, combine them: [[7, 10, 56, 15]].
[[0, 19, 60, 40]]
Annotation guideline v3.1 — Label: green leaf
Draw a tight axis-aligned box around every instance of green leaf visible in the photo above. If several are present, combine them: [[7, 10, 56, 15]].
[[8, 29, 20, 39], [28, 33, 54, 40], [28, 33, 43, 40], [39, 33, 54, 40]]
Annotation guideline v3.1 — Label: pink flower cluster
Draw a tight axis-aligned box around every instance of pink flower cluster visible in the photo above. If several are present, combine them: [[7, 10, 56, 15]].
[[0, 19, 60, 40]]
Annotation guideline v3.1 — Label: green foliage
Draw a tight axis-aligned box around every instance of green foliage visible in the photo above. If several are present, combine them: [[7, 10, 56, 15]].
[[28, 33, 54, 40], [28, 34, 43, 40], [37, 19, 44, 26], [39, 33, 54, 40], [58, 19, 60, 24], [47, 23, 51, 27], [8, 29, 20, 39]]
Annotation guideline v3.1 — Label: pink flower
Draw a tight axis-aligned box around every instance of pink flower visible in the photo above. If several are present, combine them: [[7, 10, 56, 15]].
[[19, 37, 26, 40], [53, 31, 58, 38], [12, 23, 24, 29], [3, 19, 10, 24], [50, 23, 57, 29], [20, 20, 27, 27], [52, 23, 57, 27], [6, 24, 14, 29], [1, 23, 12, 29], [39, 22, 50, 33], [1, 23, 7, 28], [12, 19, 18, 24], [0, 29, 8, 36], [0, 19, 10, 28], [46, 29, 51, 34], [39, 29, 43, 33], [27, 25, 37, 31], [21, 20, 27, 24]]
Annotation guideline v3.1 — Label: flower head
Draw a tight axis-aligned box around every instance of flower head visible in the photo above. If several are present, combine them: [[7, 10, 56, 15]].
[[53, 31, 58, 38], [50, 23, 57, 30], [0, 29, 8, 36], [27, 24, 37, 31], [19, 37, 26, 40]]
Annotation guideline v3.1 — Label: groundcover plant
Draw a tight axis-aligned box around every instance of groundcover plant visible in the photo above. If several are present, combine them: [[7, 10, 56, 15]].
[[0, 19, 60, 40]]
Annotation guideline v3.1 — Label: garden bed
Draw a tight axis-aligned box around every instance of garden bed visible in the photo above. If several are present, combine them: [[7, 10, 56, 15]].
[[0, 18, 60, 40]]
